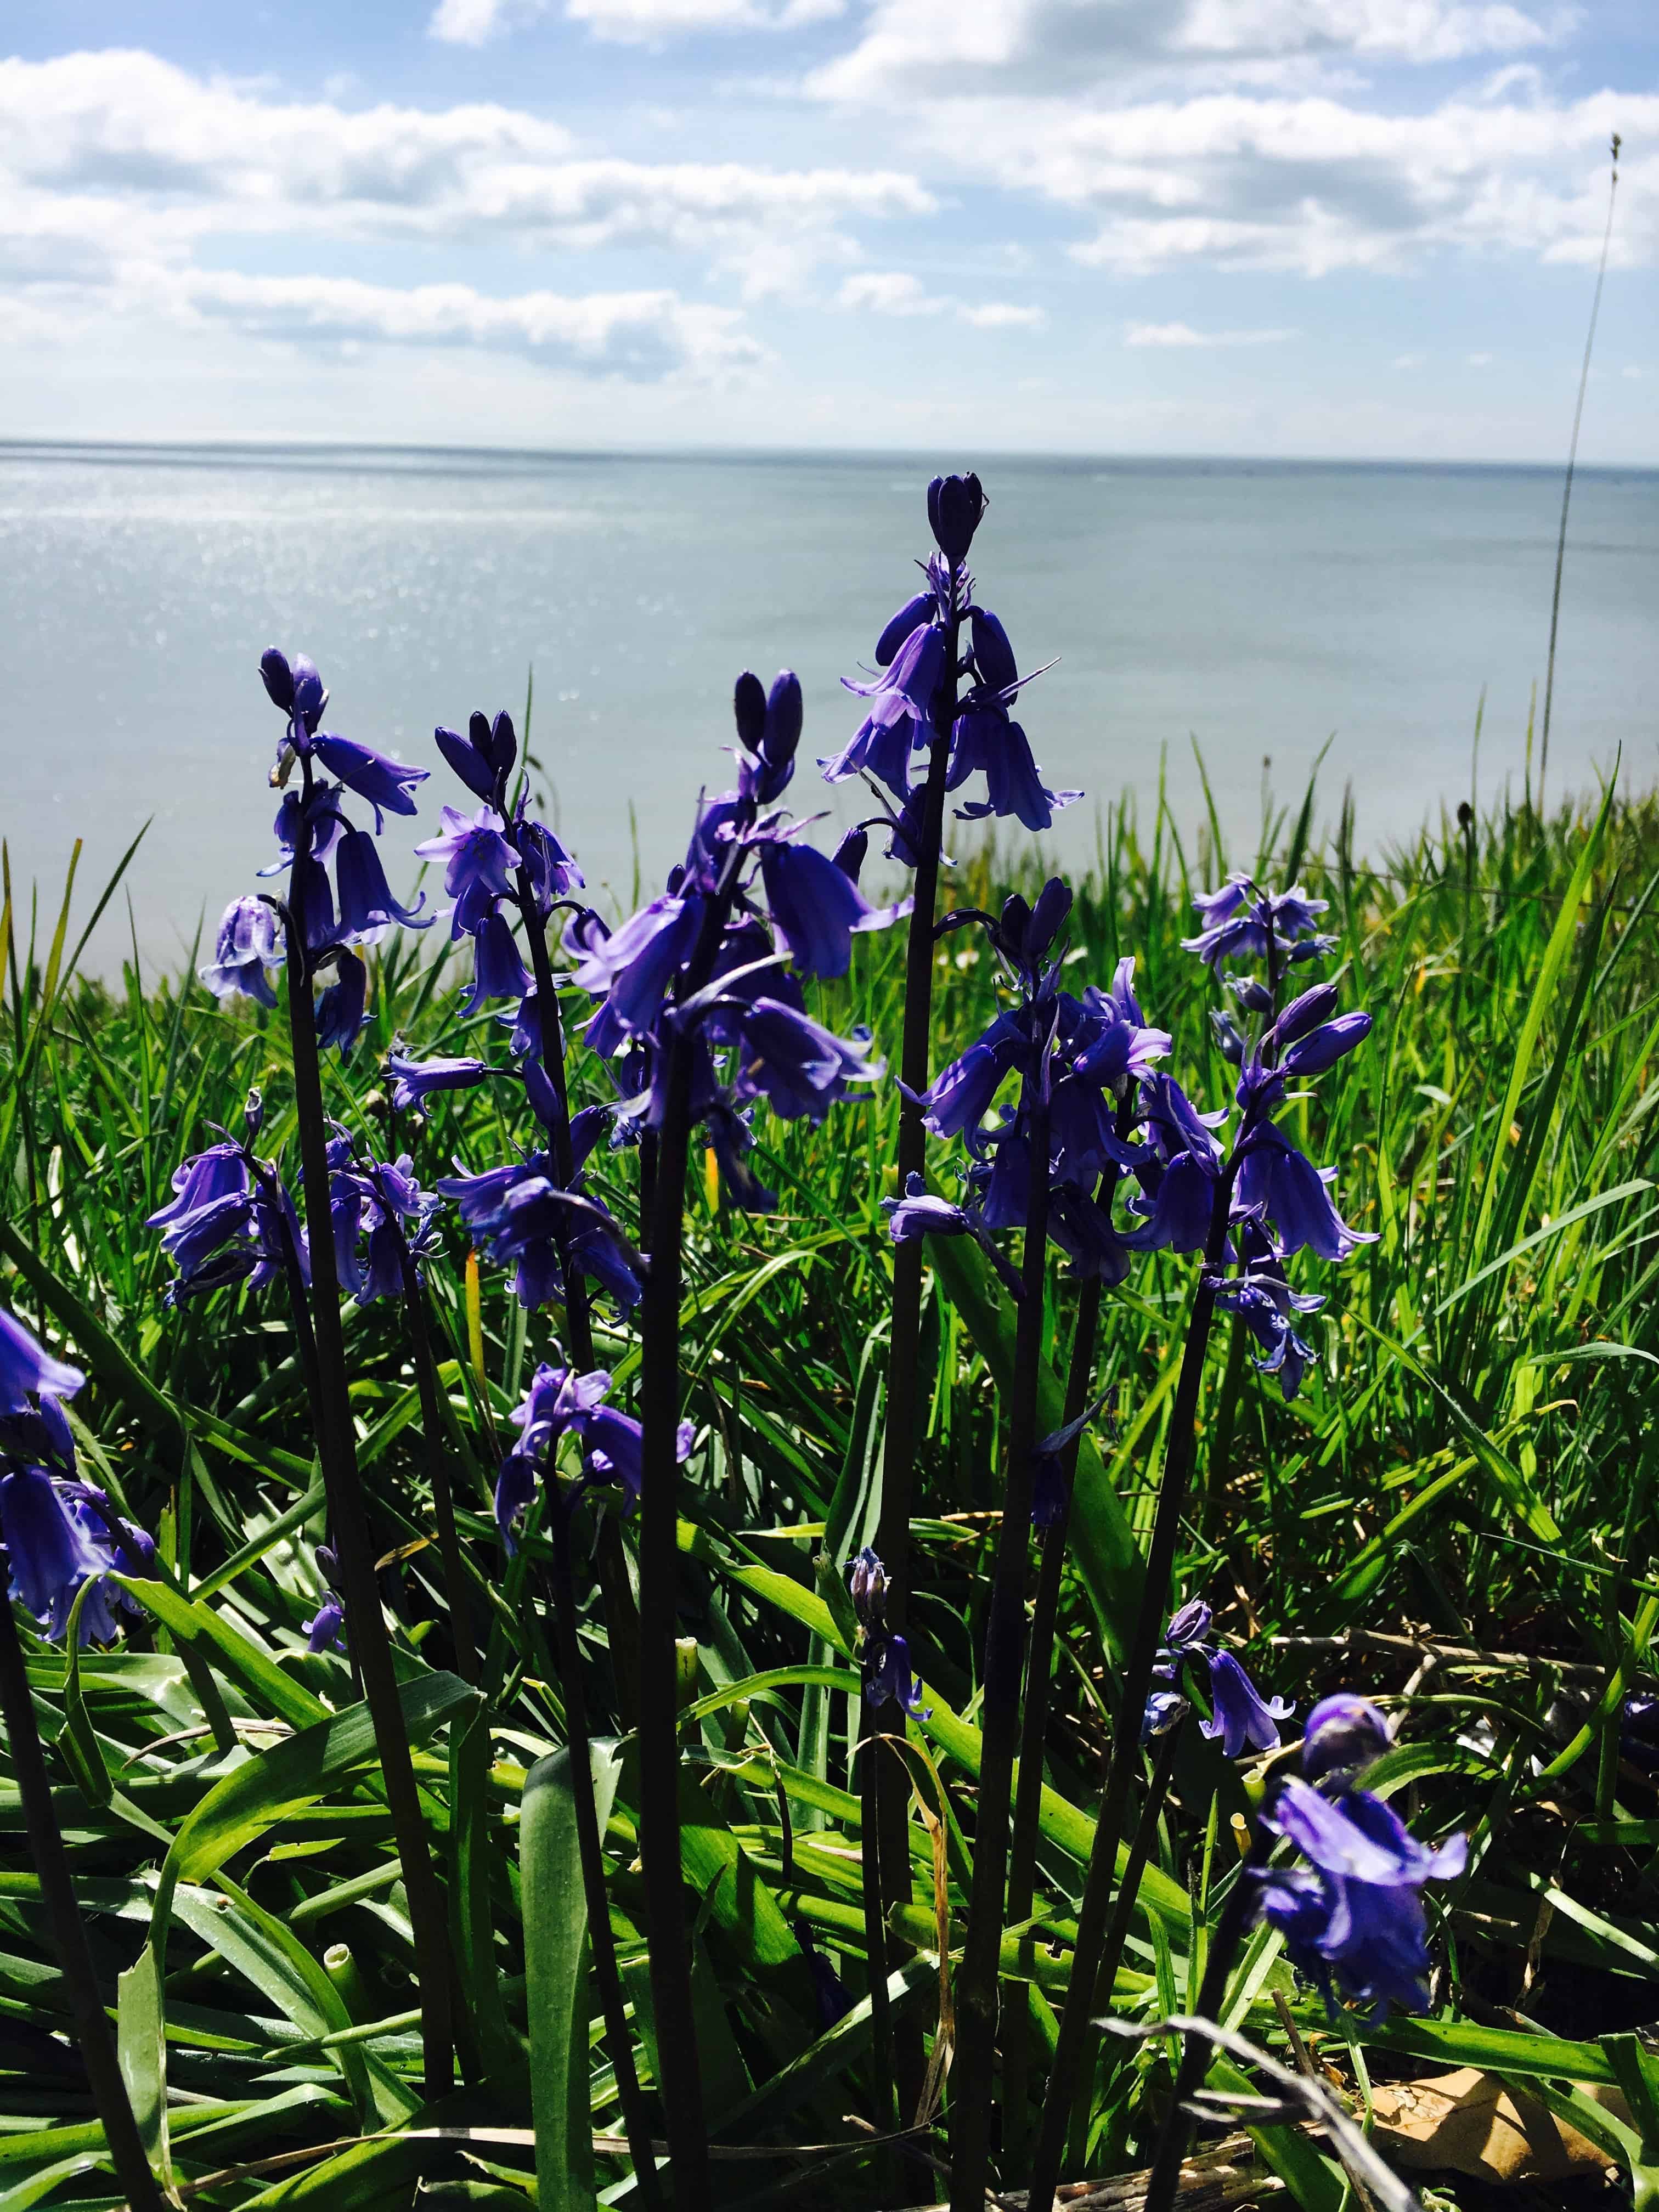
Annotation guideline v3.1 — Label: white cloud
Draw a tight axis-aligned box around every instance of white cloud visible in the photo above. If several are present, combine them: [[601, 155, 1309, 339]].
[[1466, 349, 1493, 363], [838, 270, 1045, 325], [1394, 349, 1426, 366], [960, 300, 1046, 328], [837, 269, 946, 314], [809, 0, 1567, 105], [0, 50, 934, 297], [429, 0, 550, 41], [1124, 319, 1295, 345], [178, 270, 761, 379]]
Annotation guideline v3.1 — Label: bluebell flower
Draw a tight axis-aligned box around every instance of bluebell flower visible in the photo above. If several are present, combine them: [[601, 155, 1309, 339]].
[[413, 805, 520, 918], [830, 825, 868, 883], [1234, 1122, 1375, 1263], [732, 670, 804, 805], [335, 827, 431, 940], [0, 1464, 117, 1643], [919, 1010, 1029, 1139], [304, 1594, 346, 1654], [1142, 1686, 1190, 1743], [573, 892, 704, 1037], [865, 1629, 929, 1715], [733, 999, 881, 1124], [1161, 1596, 1214, 1656], [494, 1361, 692, 1547], [261, 647, 326, 734], [1256, 1770, 1467, 2020], [314, 950, 368, 1058], [950, 705, 1081, 834], [883, 1173, 970, 1244], [705, 1100, 777, 1213], [1182, 876, 1332, 970], [514, 812, 584, 914], [146, 1142, 307, 1304], [308, 734, 428, 827], [201, 896, 285, 1007], [458, 910, 529, 1017], [1301, 1693, 1392, 1787], [1031, 1452, 1067, 1530], [796, 1923, 855, 2030], [875, 591, 935, 666], [823, 620, 945, 797], [1201, 1649, 1294, 1758], [0, 1309, 85, 1413], [386, 1051, 489, 1115], [757, 839, 908, 981]]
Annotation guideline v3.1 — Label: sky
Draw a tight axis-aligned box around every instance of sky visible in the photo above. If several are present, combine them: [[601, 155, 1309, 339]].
[[2, 0, 1655, 459]]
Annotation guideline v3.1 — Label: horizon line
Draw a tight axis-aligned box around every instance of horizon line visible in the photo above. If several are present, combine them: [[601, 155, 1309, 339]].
[[2, 435, 1655, 477]]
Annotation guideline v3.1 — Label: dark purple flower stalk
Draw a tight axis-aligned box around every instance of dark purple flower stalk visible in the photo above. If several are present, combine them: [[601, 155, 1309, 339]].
[[246, 648, 456, 2101], [0, 1306, 163, 2212]]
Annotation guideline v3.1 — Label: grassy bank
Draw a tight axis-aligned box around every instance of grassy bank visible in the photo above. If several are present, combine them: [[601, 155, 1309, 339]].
[[2, 772, 1657, 2209]]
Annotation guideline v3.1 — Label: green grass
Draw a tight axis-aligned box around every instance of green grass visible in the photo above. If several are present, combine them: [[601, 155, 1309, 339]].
[[2, 768, 1657, 2211]]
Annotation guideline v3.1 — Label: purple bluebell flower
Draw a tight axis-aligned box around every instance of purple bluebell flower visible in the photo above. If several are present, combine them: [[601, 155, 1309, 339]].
[[0, 1465, 116, 1644], [1182, 876, 1332, 970], [386, 1051, 489, 1115], [1302, 1694, 1392, 1787], [734, 999, 880, 1124], [308, 734, 428, 827], [304, 1594, 346, 1654], [950, 706, 1081, 834], [732, 670, 804, 805], [1255, 1765, 1467, 2021], [830, 825, 869, 883], [1142, 1687, 1190, 1743], [573, 893, 704, 1037], [883, 1173, 970, 1245], [823, 621, 945, 797], [335, 827, 431, 941], [1235, 1122, 1375, 1263], [865, 1629, 928, 1714], [1201, 1649, 1294, 1758], [514, 813, 584, 913], [494, 1361, 692, 1548], [876, 591, 935, 666], [436, 709, 518, 805], [757, 839, 907, 981], [920, 1010, 1029, 1139], [1163, 1597, 1214, 1655], [414, 805, 520, 918], [796, 1923, 855, 2030], [315, 950, 369, 1058], [0, 1310, 85, 1413], [458, 910, 530, 1017], [201, 896, 284, 1008]]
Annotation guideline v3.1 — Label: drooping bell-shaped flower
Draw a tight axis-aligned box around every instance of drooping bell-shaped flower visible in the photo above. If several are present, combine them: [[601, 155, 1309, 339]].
[[201, 896, 285, 1008]]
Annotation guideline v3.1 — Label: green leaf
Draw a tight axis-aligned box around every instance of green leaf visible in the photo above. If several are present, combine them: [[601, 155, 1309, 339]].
[[114, 1576, 327, 1731], [116, 1943, 169, 2188], [521, 1741, 624, 2212], [1361, 2013, 1617, 2085]]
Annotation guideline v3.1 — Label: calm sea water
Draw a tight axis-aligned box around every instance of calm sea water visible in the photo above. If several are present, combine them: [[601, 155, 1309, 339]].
[[2, 442, 1656, 977]]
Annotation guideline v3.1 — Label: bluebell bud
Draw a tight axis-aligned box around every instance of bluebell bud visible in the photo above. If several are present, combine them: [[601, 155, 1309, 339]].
[[259, 648, 295, 714], [1272, 982, 1339, 1048], [998, 893, 1031, 947], [849, 1545, 887, 1630], [876, 592, 934, 668], [928, 472, 985, 564], [1230, 975, 1274, 1014], [436, 723, 496, 800], [244, 1086, 266, 1139], [761, 672, 802, 768], [1301, 1692, 1390, 1787], [487, 709, 518, 780], [733, 671, 767, 754], [290, 656, 327, 735], [1027, 876, 1073, 960], [1210, 1009, 1245, 1063], [970, 607, 1018, 695], [832, 825, 868, 884]]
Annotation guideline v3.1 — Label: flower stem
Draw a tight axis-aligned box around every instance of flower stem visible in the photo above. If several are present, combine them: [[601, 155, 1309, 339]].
[[634, 845, 748, 2212], [1026, 1176, 1234, 2212], [873, 559, 963, 2111], [399, 1250, 477, 1688], [515, 886, 640, 1723], [949, 1073, 1052, 2212], [1141, 1824, 1269, 2212], [283, 840, 455, 2101], [549, 1505, 662, 2210], [1066, 1719, 1187, 2166], [0, 1595, 165, 2212]]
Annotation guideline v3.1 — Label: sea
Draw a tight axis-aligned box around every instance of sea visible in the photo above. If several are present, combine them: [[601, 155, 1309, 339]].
[[1, 442, 1655, 980]]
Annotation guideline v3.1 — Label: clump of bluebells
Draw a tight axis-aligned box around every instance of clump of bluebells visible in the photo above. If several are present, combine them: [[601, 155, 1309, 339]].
[[494, 1359, 693, 1553], [146, 1090, 307, 1307]]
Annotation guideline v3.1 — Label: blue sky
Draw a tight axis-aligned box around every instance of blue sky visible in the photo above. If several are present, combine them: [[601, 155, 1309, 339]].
[[3, 0, 1654, 457]]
